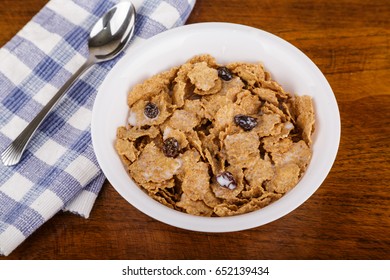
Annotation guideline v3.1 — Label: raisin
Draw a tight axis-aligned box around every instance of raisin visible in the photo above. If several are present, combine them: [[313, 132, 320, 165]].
[[234, 114, 258, 131], [216, 171, 237, 190], [162, 137, 180, 158], [217, 66, 233, 81], [144, 102, 159, 119]]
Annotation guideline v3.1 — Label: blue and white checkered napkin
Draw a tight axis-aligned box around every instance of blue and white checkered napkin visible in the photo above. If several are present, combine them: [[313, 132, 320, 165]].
[[0, 0, 196, 256]]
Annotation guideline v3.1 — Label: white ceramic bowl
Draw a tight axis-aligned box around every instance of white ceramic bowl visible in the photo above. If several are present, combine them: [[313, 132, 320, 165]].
[[91, 23, 340, 232]]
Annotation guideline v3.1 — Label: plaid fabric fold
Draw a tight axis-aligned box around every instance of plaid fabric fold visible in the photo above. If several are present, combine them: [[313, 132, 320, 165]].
[[0, 0, 196, 256]]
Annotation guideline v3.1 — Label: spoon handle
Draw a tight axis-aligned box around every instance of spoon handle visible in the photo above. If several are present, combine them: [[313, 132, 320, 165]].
[[1, 59, 94, 166]]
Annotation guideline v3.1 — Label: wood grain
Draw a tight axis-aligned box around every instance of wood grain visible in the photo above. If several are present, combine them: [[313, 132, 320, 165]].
[[0, 0, 389, 259]]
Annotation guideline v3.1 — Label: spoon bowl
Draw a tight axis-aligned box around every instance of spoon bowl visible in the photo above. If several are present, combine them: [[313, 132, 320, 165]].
[[1, 0, 137, 166], [89, 1, 136, 61]]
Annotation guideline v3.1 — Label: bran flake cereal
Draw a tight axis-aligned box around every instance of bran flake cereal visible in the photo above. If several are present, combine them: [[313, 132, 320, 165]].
[[115, 54, 315, 217]]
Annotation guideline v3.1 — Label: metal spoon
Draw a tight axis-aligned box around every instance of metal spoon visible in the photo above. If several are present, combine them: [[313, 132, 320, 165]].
[[1, 1, 136, 166]]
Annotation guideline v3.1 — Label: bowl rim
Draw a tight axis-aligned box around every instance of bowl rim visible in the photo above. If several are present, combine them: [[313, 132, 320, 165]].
[[91, 22, 341, 232]]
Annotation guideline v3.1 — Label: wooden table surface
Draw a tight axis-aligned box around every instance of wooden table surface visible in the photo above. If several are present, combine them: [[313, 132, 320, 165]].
[[0, 0, 389, 260]]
